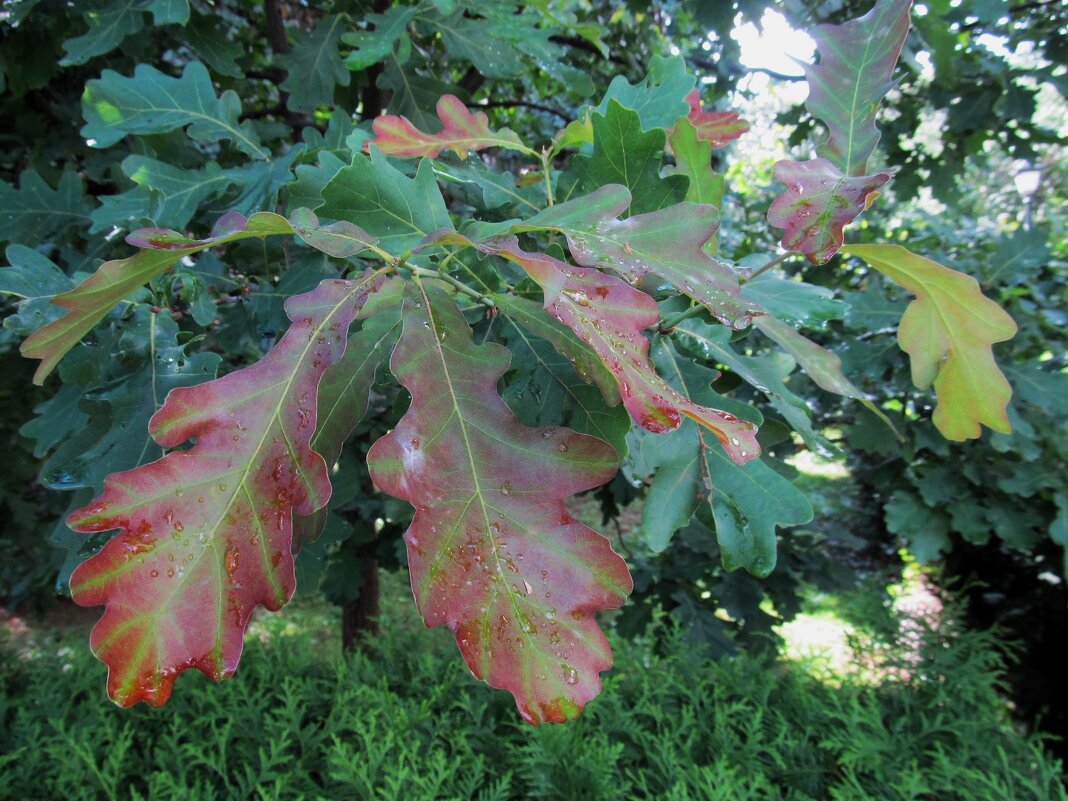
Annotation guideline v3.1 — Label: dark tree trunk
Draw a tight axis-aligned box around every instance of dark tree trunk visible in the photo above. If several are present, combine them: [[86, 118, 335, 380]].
[[341, 547, 381, 652]]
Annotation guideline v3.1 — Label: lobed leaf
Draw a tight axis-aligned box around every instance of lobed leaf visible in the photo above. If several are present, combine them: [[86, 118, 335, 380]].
[[368, 95, 527, 159], [429, 231, 760, 462], [679, 90, 749, 148], [570, 101, 688, 216], [294, 289, 404, 546], [594, 54, 695, 132], [843, 244, 1017, 440], [342, 5, 419, 71], [494, 293, 630, 458], [366, 281, 632, 724], [279, 14, 351, 113], [641, 339, 812, 575], [666, 117, 724, 209], [767, 158, 889, 265], [20, 209, 376, 384], [90, 156, 233, 234], [803, 0, 912, 176], [67, 272, 396, 706], [0, 169, 92, 246], [318, 149, 454, 253], [81, 62, 269, 160], [518, 185, 756, 328]]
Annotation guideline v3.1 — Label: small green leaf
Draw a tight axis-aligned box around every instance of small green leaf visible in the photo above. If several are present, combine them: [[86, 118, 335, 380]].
[[571, 101, 688, 215], [319, 150, 453, 253], [280, 14, 351, 113], [90, 156, 233, 233], [885, 490, 951, 562], [0, 169, 91, 245], [81, 62, 269, 160], [666, 117, 724, 209], [594, 54, 695, 131]]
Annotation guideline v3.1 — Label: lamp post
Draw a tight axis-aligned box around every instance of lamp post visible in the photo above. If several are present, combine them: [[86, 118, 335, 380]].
[[1013, 166, 1042, 230]]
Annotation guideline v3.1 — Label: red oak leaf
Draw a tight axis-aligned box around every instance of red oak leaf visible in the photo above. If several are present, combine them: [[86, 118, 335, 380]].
[[680, 89, 749, 148], [367, 94, 527, 159], [67, 270, 395, 706], [367, 281, 632, 724], [421, 230, 760, 463], [767, 158, 889, 265]]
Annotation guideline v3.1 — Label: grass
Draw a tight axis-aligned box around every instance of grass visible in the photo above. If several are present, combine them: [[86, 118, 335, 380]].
[[2, 569, 1065, 801]]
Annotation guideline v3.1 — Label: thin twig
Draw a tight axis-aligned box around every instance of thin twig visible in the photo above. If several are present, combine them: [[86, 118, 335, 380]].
[[745, 250, 799, 282], [476, 99, 571, 122]]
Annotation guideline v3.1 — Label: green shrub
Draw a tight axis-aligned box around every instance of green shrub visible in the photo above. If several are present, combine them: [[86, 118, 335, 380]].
[[1, 597, 1063, 801]]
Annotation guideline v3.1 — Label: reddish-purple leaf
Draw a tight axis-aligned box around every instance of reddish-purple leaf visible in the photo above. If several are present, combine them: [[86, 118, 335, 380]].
[[424, 231, 760, 462], [679, 89, 749, 148], [367, 94, 528, 159], [516, 185, 757, 329], [367, 281, 632, 724], [767, 158, 889, 265], [803, 0, 912, 176], [67, 271, 395, 706]]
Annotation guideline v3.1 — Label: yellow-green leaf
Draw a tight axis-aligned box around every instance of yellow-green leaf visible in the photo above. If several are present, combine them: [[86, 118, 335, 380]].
[[843, 244, 1017, 440]]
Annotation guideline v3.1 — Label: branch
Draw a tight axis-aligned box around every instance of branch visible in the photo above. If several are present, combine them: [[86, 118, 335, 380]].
[[264, 0, 291, 54], [476, 99, 571, 122], [548, 34, 627, 66], [687, 53, 805, 83]]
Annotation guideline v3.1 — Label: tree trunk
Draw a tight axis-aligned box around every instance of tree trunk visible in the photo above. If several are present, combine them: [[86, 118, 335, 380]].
[[341, 548, 380, 652]]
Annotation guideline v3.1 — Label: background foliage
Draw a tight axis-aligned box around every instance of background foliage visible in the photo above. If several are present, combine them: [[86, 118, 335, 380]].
[[0, 0, 1065, 743]]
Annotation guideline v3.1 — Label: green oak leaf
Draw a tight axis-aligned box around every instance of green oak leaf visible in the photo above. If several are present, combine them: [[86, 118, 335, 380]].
[[342, 5, 419, 71], [666, 117, 724, 209], [571, 101, 688, 215], [638, 337, 812, 575], [885, 490, 951, 562], [594, 54, 694, 132], [81, 62, 269, 160], [40, 308, 220, 493], [60, 0, 190, 66], [0, 169, 92, 246], [90, 156, 233, 233], [280, 14, 351, 113], [186, 12, 244, 77], [740, 272, 847, 329], [0, 245, 75, 336], [495, 293, 629, 457], [318, 149, 453, 253]]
